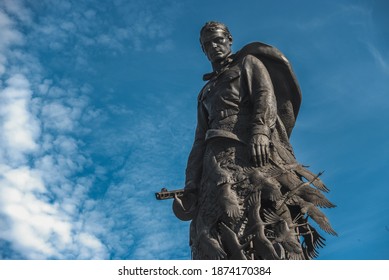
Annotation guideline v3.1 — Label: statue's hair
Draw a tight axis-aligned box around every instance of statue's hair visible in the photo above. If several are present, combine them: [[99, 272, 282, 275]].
[[199, 21, 232, 46]]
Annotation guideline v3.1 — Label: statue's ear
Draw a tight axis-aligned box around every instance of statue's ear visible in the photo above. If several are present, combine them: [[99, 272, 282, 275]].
[[201, 45, 206, 54], [228, 35, 233, 45]]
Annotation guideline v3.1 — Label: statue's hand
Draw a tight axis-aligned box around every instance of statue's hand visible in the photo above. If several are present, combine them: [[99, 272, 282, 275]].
[[250, 134, 270, 167], [173, 184, 198, 221]]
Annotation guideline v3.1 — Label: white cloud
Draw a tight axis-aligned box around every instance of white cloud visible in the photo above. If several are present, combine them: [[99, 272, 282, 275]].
[[76, 233, 107, 259], [0, 165, 44, 192], [41, 102, 75, 132], [0, 74, 40, 163], [2, 0, 32, 24], [0, 10, 24, 52], [0, 10, 24, 76], [0, 166, 72, 259], [0, 54, 6, 75]]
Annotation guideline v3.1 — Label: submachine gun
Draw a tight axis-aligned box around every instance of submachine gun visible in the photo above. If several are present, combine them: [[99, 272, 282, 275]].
[[155, 188, 184, 200], [155, 188, 195, 221]]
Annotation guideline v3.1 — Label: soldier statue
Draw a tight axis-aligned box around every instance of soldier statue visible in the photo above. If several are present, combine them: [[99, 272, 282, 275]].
[[169, 21, 336, 260]]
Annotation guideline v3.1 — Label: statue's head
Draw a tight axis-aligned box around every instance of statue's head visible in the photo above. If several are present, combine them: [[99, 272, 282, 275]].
[[200, 21, 233, 64]]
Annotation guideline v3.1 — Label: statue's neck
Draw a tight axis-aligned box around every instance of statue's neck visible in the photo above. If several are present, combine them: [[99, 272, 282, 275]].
[[211, 55, 233, 74]]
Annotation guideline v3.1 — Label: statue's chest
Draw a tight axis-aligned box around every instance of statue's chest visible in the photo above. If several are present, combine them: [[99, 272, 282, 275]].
[[201, 67, 242, 114]]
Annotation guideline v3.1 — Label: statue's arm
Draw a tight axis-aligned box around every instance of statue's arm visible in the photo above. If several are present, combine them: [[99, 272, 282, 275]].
[[185, 99, 208, 192], [242, 55, 277, 166]]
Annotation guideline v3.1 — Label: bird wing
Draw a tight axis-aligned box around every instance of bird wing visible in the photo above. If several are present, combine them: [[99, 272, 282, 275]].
[[262, 180, 283, 201], [300, 224, 326, 259], [203, 151, 232, 185], [306, 205, 338, 236], [287, 163, 330, 193], [218, 184, 241, 219], [297, 186, 336, 208], [263, 208, 282, 224], [248, 190, 262, 212]]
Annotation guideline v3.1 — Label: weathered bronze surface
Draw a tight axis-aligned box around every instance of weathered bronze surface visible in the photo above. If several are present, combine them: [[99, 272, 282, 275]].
[[169, 21, 336, 260]]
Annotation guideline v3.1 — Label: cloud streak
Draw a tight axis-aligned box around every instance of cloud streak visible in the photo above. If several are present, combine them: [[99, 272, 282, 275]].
[[367, 43, 389, 75]]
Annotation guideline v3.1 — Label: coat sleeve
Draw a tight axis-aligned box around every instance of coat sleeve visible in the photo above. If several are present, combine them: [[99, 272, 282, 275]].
[[185, 96, 208, 191], [241, 55, 277, 138]]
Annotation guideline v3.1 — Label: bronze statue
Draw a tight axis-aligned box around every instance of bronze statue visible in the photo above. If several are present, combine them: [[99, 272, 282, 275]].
[[160, 21, 336, 260]]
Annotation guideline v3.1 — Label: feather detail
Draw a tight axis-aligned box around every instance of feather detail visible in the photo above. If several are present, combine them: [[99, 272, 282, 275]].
[[290, 197, 337, 236], [286, 163, 330, 193], [300, 223, 326, 259], [262, 209, 302, 254], [295, 186, 336, 208], [305, 205, 338, 236], [248, 169, 282, 201], [218, 184, 241, 219]]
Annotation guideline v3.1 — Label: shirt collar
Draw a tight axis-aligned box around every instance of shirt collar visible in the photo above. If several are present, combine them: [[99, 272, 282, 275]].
[[203, 55, 234, 81]]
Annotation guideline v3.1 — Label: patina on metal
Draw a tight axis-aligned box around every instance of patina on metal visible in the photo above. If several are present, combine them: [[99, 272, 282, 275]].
[[158, 21, 336, 260]]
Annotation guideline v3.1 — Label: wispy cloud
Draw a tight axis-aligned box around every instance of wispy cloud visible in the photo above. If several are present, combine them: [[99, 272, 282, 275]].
[[0, 1, 109, 259], [1, 0, 32, 24], [367, 43, 389, 75], [22, 0, 179, 71], [0, 10, 24, 75]]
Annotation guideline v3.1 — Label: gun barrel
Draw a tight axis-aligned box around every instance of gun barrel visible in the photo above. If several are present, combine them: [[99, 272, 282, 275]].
[[155, 188, 184, 200]]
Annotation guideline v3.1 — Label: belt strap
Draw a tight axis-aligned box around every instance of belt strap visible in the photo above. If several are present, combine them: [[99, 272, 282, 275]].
[[219, 107, 251, 119], [205, 129, 247, 144]]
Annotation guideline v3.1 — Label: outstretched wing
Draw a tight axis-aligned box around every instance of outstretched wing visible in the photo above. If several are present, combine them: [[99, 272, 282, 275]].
[[300, 224, 326, 259]]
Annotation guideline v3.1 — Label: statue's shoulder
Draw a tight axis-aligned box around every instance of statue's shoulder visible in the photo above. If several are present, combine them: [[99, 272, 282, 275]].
[[235, 42, 290, 64], [236, 42, 302, 138], [235, 53, 261, 66]]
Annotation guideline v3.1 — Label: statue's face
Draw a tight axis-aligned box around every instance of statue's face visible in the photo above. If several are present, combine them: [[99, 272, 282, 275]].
[[201, 31, 232, 64]]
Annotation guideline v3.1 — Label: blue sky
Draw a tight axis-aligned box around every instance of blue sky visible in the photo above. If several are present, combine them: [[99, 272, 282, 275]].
[[0, 0, 387, 260]]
